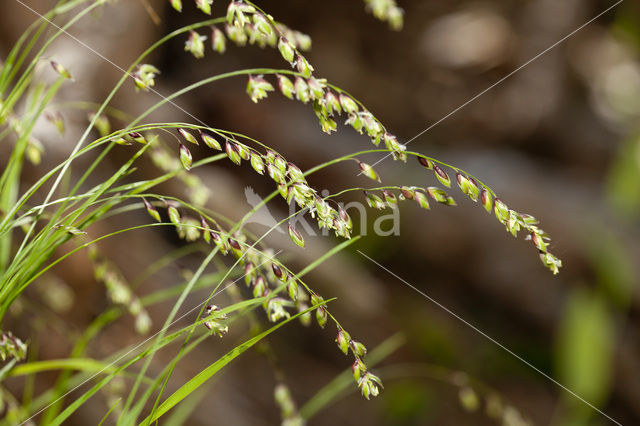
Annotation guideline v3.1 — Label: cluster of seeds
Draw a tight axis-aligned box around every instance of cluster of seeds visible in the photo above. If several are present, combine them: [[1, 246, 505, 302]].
[[348, 155, 561, 274], [170, 0, 403, 31], [362, 185, 456, 211], [176, 128, 354, 239], [416, 156, 561, 274], [89, 247, 152, 334], [182, 0, 408, 161], [141, 167, 376, 396], [249, 70, 408, 161], [0, 331, 27, 361], [335, 327, 383, 399], [167, 208, 321, 334], [140, 2, 312, 89], [180, 1, 312, 59], [142, 190, 313, 328], [150, 1, 407, 164]]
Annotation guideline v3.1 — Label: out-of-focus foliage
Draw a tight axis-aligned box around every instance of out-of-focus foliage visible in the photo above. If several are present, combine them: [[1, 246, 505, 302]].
[[607, 134, 640, 218], [555, 287, 614, 425]]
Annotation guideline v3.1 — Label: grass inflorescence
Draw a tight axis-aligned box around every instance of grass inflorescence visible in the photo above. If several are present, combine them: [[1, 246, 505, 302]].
[[0, 1, 559, 424]]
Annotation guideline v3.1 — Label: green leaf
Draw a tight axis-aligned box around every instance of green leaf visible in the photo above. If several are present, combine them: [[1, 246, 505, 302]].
[[163, 386, 210, 426], [8, 358, 118, 378]]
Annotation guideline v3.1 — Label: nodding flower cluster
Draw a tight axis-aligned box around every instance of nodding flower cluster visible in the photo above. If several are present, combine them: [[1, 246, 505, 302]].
[[276, 24, 408, 159], [174, 0, 408, 162], [182, 1, 313, 57], [175, 128, 354, 240], [150, 2, 314, 89], [335, 328, 383, 399], [0, 331, 27, 362], [143, 134, 379, 396], [141, 185, 315, 330], [355, 157, 562, 274], [416, 156, 562, 274], [251, 70, 408, 161], [363, 185, 456, 212]]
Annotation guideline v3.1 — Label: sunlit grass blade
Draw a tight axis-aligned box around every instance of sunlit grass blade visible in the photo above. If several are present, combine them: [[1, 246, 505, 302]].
[[139, 299, 335, 425]]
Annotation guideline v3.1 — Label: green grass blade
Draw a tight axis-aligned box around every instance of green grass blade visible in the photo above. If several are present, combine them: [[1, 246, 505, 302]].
[[98, 398, 122, 426], [0, 359, 17, 383], [43, 296, 269, 426], [9, 358, 120, 378], [163, 385, 209, 426], [138, 299, 335, 425]]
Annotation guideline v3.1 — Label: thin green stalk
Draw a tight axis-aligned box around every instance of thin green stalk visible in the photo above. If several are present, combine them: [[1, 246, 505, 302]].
[[139, 299, 335, 425], [45, 296, 270, 426], [98, 398, 121, 426], [24, 15, 226, 235], [137, 144, 408, 421], [0, 77, 65, 272], [1, 0, 98, 117]]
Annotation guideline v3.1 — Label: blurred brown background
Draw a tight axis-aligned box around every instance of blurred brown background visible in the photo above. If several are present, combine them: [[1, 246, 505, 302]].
[[1, 0, 639, 424]]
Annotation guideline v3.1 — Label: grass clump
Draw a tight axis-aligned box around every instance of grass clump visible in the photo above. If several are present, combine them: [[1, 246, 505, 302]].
[[0, 1, 559, 424]]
